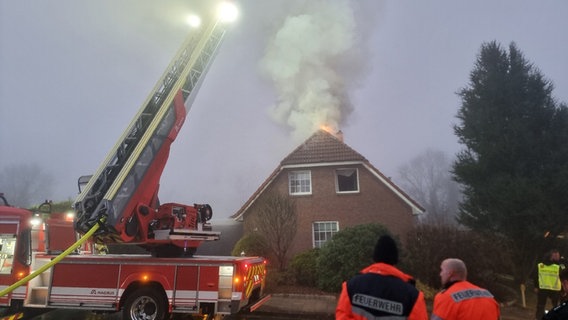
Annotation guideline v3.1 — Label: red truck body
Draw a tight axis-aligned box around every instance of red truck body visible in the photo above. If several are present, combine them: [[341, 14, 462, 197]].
[[43, 255, 267, 314], [0, 208, 269, 318]]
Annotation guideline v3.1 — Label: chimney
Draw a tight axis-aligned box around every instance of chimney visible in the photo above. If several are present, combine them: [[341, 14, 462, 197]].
[[335, 130, 344, 142]]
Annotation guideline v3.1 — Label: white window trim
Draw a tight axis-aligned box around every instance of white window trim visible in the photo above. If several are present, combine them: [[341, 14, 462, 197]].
[[335, 168, 359, 194], [288, 170, 312, 195], [312, 221, 339, 248]]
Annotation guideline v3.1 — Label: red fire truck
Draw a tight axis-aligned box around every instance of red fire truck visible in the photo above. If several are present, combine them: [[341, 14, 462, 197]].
[[0, 196, 269, 319], [0, 1, 270, 319]]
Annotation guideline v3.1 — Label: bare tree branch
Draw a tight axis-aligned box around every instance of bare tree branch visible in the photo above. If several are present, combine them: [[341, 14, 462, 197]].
[[251, 192, 297, 270], [397, 148, 461, 225], [0, 163, 53, 207]]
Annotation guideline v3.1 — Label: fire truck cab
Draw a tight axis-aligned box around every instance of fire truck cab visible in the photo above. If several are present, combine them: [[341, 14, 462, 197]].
[[0, 194, 32, 312]]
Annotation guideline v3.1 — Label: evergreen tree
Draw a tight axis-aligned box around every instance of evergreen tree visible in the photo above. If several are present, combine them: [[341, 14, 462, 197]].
[[453, 41, 568, 283]]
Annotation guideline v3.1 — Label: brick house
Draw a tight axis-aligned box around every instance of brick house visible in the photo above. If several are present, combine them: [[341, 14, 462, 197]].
[[231, 129, 424, 259]]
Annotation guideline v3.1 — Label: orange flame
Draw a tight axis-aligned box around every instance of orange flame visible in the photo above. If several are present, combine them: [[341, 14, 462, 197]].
[[320, 124, 335, 133]]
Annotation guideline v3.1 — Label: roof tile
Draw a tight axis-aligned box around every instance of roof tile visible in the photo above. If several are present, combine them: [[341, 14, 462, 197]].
[[281, 129, 366, 165]]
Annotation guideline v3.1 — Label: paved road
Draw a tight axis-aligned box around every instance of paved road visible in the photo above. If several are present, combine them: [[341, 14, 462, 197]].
[[25, 293, 337, 320], [30, 310, 334, 320], [30, 309, 119, 320]]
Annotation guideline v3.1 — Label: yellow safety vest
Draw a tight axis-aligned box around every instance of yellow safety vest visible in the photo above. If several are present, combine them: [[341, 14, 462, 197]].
[[538, 263, 561, 291]]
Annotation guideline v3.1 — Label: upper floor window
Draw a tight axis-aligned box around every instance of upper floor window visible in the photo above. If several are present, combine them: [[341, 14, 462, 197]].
[[313, 221, 339, 248], [336, 168, 359, 193], [289, 170, 311, 195]]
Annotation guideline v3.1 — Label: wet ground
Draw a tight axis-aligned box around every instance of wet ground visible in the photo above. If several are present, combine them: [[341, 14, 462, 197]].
[[16, 292, 544, 320], [24, 304, 539, 320], [25, 293, 336, 320], [28, 309, 333, 320]]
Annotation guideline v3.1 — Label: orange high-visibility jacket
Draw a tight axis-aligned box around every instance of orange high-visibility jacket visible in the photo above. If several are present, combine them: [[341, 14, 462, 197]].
[[336, 263, 428, 320], [431, 280, 500, 320]]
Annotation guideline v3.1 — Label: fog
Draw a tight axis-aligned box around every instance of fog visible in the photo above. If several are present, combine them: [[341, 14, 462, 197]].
[[1, 0, 567, 217]]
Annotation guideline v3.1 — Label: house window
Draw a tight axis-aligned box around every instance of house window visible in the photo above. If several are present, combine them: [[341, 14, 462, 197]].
[[313, 221, 339, 248], [289, 170, 311, 195], [336, 168, 359, 193]]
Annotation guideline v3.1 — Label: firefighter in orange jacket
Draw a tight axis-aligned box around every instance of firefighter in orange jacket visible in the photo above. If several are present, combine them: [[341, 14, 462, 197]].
[[431, 258, 500, 320], [336, 235, 428, 320]]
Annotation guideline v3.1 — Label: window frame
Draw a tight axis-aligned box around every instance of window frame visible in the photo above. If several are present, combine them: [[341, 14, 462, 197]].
[[335, 168, 359, 193], [0, 234, 18, 274], [288, 170, 312, 195], [312, 221, 339, 248]]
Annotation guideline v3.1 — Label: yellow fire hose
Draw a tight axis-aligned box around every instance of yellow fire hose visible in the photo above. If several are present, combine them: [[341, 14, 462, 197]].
[[0, 220, 102, 297]]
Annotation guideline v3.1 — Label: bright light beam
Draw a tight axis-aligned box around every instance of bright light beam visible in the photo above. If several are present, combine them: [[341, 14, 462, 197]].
[[217, 1, 238, 23], [186, 14, 201, 28]]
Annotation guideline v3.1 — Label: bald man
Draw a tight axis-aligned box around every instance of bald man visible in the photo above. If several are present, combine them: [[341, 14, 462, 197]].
[[431, 258, 500, 320]]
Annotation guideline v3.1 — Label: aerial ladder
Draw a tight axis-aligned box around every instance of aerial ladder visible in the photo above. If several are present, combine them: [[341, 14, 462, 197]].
[[74, 2, 236, 257]]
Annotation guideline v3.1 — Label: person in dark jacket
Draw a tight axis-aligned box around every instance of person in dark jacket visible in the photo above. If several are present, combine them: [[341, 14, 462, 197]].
[[543, 267, 568, 319], [535, 249, 564, 319], [336, 235, 427, 320]]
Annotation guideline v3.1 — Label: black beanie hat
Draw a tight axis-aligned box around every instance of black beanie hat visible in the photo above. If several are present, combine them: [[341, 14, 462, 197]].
[[373, 235, 398, 265]]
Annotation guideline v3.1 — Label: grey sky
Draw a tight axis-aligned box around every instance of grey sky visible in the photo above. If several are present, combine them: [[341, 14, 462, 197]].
[[1, 1, 567, 218]]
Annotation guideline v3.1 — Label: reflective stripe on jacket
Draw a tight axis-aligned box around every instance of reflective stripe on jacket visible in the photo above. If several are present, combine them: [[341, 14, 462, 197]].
[[538, 263, 561, 291], [336, 263, 428, 320], [431, 280, 500, 320]]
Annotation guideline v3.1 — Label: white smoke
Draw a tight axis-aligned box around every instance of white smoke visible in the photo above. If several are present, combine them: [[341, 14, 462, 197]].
[[260, 0, 365, 141]]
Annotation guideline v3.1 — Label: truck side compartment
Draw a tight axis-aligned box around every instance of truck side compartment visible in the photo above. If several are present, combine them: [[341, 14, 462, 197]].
[[39, 255, 267, 317]]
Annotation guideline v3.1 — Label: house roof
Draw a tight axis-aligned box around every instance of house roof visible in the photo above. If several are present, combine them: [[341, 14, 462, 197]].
[[281, 130, 366, 165], [231, 129, 424, 220]]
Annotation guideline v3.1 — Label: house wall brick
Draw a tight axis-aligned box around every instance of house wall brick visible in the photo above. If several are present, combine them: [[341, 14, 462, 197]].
[[242, 163, 419, 262]]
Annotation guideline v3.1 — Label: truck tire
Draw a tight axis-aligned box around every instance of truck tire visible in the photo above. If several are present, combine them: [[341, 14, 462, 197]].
[[122, 287, 169, 320]]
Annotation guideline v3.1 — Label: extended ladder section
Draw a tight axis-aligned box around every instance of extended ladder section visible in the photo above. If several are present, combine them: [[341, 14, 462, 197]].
[[74, 11, 226, 242]]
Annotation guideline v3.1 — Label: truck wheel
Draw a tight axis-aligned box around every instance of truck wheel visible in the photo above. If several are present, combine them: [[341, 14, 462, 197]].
[[123, 287, 168, 320]]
